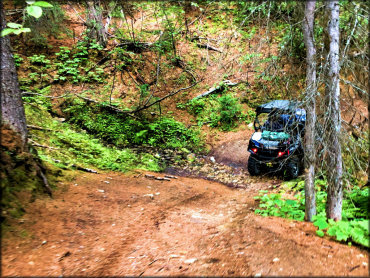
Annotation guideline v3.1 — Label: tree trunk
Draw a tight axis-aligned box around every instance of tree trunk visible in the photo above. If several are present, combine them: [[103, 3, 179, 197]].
[[0, 6, 28, 151], [86, 0, 107, 47], [302, 0, 317, 222], [324, 0, 343, 221]]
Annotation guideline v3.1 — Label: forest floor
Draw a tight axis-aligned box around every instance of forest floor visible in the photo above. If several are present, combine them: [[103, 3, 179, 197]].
[[1, 133, 369, 277]]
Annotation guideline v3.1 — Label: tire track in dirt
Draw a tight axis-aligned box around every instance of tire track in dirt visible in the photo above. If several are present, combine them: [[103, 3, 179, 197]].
[[91, 191, 209, 276], [1, 172, 368, 276]]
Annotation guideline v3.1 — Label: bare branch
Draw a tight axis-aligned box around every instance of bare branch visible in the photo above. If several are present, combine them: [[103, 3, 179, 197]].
[[68, 2, 86, 25], [27, 125, 53, 132], [131, 80, 201, 114], [22, 92, 70, 99]]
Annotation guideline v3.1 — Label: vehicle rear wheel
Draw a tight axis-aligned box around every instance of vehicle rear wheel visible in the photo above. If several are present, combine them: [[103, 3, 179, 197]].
[[248, 156, 262, 176], [284, 156, 300, 180]]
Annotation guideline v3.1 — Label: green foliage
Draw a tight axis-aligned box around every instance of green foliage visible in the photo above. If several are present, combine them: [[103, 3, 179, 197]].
[[24, 2, 68, 47], [22, 86, 53, 109], [187, 98, 206, 116], [241, 109, 257, 125], [29, 54, 51, 66], [186, 90, 248, 131], [339, 2, 368, 50], [110, 47, 133, 70], [1, 23, 30, 36], [313, 216, 369, 248], [217, 94, 242, 130], [62, 98, 204, 152], [24, 103, 161, 172], [239, 53, 262, 65], [53, 40, 106, 83], [40, 127, 161, 172], [278, 24, 305, 59], [27, 5, 43, 18], [0, 0, 52, 37], [13, 54, 23, 68], [254, 191, 305, 221], [255, 180, 369, 248], [233, 1, 297, 25]]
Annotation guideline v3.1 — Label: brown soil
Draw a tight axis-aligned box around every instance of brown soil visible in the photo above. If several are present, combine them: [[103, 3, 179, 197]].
[[209, 125, 254, 168], [2, 169, 368, 276]]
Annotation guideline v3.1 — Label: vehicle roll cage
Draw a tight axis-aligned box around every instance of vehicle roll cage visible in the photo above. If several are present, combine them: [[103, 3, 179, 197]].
[[253, 100, 304, 132]]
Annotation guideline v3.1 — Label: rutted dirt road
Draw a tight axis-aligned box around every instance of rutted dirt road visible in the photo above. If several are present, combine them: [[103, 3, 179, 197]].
[[2, 169, 368, 276]]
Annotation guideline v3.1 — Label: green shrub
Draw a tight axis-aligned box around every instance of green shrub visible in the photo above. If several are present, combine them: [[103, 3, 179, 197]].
[[13, 54, 23, 67], [52, 39, 106, 84], [62, 98, 204, 152], [254, 181, 369, 248], [24, 104, 161, 173], [218, 94, 242, 130], [186, 93, 245, 131], [187, 98, 206, 115]]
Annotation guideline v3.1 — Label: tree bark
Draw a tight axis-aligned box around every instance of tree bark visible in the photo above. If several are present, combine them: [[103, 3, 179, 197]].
[[324, 0, 343, 221], [0, 5, 28, 151], [86, 0, 107, 47], [302, 0, 317, 222]]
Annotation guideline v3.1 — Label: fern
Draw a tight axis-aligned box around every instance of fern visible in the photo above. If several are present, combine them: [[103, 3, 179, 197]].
[[255, 182, 369, 248]]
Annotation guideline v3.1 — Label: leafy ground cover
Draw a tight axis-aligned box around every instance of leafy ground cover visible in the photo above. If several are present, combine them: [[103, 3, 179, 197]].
[[254, 179, 369, 248], [24, 101, 162, 173], [62, 97, 205, 152]]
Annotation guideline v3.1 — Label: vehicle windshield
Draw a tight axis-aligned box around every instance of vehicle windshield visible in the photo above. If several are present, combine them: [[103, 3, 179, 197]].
[[256, 112, 294, 132]]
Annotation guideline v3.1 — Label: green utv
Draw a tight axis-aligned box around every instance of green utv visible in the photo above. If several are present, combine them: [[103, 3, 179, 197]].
[[247, 100, 306, 179]]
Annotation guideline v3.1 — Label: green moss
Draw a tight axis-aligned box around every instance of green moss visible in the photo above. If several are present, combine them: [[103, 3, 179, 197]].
[[61, 98, 205, 152], [24, 102, 171, 174]]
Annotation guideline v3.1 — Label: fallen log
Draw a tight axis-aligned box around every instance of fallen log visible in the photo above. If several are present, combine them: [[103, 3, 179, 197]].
[[116, 41, 153, 53], [29, 139, 59, 150], [192, 80, 239, 100], [27, 125, 53, 132], [196, 43, 222, 53], [50, 159, 98, 173], [190, 36, 219, 43], [71, 164, 98, 174], [75, 95, 138, 119]]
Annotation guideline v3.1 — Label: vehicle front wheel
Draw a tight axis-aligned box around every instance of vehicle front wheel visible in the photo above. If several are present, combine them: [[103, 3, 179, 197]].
[[248, 156, 262, 176], [284, 156, 300, 180]]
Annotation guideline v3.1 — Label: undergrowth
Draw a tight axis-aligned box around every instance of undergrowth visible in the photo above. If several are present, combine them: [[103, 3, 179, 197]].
[[254, 179, 369, 248], [184, 91, 256, 131], [24, 102, 161, 173], [62, 98, 205, 152]]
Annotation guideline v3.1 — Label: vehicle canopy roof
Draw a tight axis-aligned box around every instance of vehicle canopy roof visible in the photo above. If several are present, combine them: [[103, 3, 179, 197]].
[[256, 100, 302, 114]]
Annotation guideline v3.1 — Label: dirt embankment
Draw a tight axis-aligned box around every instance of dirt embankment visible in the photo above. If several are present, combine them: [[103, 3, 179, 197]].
[[1, 170, 368, 277]]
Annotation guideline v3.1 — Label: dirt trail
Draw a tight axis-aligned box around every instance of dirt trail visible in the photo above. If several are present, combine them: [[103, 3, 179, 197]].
[[209, 128, 254, 168], [2, 169, 368, 276]]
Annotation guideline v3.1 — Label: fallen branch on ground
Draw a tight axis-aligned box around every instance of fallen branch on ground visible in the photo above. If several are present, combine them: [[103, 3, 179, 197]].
[[74, 94, 138, 119], [130, 80, 201, 114], [27, 125, 53, 132], [68, 2, 86, 25], [51, 159, 98, 173], [35, 164, 52, 197], [71, 164, 98, 174], [74, 80, 199, 117], [22, 92, 70, 99], [29, 139, 58, 150], [190, 36, 219, 42], [192, 80, 240, 100], [196, 43, 222, 53]]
